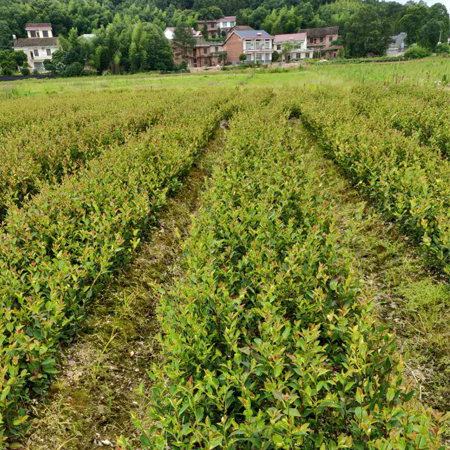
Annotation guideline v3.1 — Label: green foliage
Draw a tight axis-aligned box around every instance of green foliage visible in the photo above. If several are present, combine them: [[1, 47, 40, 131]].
[[404, 45, 432, 59], [125, 94, 445, 449], [172, 23, 196, 62], [435, 43, 450, 54], [0, 88, 233, 444], [272, 50, 280, 62], [239, 53, 247, 62]]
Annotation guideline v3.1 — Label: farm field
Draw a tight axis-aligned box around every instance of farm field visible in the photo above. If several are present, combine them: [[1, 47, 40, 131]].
[[0, 60, 449, 449]]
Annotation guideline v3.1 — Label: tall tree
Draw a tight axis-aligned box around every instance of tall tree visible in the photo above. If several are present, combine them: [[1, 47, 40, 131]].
[[172, 22, 196, 62]]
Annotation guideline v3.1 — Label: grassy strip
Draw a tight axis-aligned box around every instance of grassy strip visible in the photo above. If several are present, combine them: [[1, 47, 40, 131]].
[[123, 102, 443, 449], [0, 88, 243, 445], [294, 87, 450, 278]]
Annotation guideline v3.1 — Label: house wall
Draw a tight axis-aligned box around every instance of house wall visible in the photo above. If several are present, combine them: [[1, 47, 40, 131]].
[[224, 33, 243, 63], [308, 33, 338, 48], [18, 45, 58, 72], [27, 29, 53, 38]]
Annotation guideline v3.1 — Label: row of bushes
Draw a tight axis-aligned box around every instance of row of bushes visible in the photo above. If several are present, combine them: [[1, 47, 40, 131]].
[[120, 99, 443, 449], [348, 84, 450, 156], [0, 88, 242, 444], [0, 89, 182, 221], [295, 86, 450, 278]]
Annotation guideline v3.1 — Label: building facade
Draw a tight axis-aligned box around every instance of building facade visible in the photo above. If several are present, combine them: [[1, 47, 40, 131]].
[[298, 26, 341, 59], [13, 23, 59, 72], [217, 17, 236, 36], [224, 30, 273, 64], [171, 37, 223, 68], [387, 32, 407, 57], [274, 33, 313, 61]]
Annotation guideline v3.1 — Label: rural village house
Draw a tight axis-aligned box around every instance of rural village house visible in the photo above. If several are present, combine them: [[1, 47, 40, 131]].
[[299, 26, 341, 58], [165, 28, 223, 68], [274, 33, 313, 61], [13, 23, 59, 72], [224, 29, 273, 64], [197, 16, 236, 38]]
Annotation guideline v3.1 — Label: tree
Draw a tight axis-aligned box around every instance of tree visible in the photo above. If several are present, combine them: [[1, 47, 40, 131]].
[[218, 50, 227, 66], [344, 4, 391, 57], [172, 23, 196, 62], [272, 50, 280, 62], [282, 42, 294, 62], [239, 53, 247, 62]]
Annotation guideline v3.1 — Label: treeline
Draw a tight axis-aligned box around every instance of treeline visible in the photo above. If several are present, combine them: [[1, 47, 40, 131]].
[[0, 0, 449, 69], [44, 22, 174, 76]]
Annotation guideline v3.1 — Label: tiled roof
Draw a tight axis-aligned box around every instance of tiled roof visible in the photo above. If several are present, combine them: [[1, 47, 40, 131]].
[[234, 30, 272, 38], [14, 37, 58, 48], [299, 27, 339, 38], [219, 16, 236, 21], [274, 33, 307, 43], [25, 23, 52, 28]]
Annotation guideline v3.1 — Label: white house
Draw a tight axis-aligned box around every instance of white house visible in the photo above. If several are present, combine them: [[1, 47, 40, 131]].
[[13, 23, 59, 72], [164, 27, 202, 41], [217, 16, 236, 35], [274, 33, 313, 61]]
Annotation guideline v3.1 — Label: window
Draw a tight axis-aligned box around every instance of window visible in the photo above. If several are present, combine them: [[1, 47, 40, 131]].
[[255, 40, 260, 50], [320, 37, 324, 43], [211, 23, 214, 28], [264, 40, 270, 49], [329, 36, 333, 42], [30, 30, 36, 37], [34, 49, 39, 57], [30, 51, 34, 59], [215, 46, 219, 52], [46, 48, 51, 56], [277, 44, 281, 50], [204, 47, 207, 54], [204, 58, 208, 65], [43, 30, 48, 37], [310, 38, 313, 43], [256, 53, 262, 61], [245, 40, 252, 50]]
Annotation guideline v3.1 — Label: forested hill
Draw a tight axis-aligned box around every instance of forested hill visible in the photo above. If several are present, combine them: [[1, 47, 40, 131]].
[[0, 0, 449, 58]]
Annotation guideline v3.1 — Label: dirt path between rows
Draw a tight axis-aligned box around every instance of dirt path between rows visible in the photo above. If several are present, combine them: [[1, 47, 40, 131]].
[[23, 128, 226, 450], [296, 123, 450, 442]]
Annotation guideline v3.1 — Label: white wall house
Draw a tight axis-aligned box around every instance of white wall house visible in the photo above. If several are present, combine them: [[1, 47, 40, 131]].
[[217, 16, 236, 34], [274, 33, 313, 61], [13, 23, 59, 72], [164, 27, 202, 41]]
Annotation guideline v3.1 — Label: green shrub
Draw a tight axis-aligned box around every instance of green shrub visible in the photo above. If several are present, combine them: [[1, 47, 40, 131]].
[[404, 45, 431, 59], [63, 61, 84, 77]]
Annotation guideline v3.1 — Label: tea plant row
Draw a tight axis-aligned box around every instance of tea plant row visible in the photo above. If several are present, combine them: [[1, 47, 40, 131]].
[[121, 100, 444, 450], [296, 87, 450, 278], [0, 90, 186, 222], [0, 88, 255, 444]]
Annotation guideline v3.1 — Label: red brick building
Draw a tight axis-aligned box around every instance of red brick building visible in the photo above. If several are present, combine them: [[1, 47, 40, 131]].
[[298, 27, 342, 58], [172, 38, 223, 68], [224, 29, 273, 64], [197, 20, 219, 39]]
